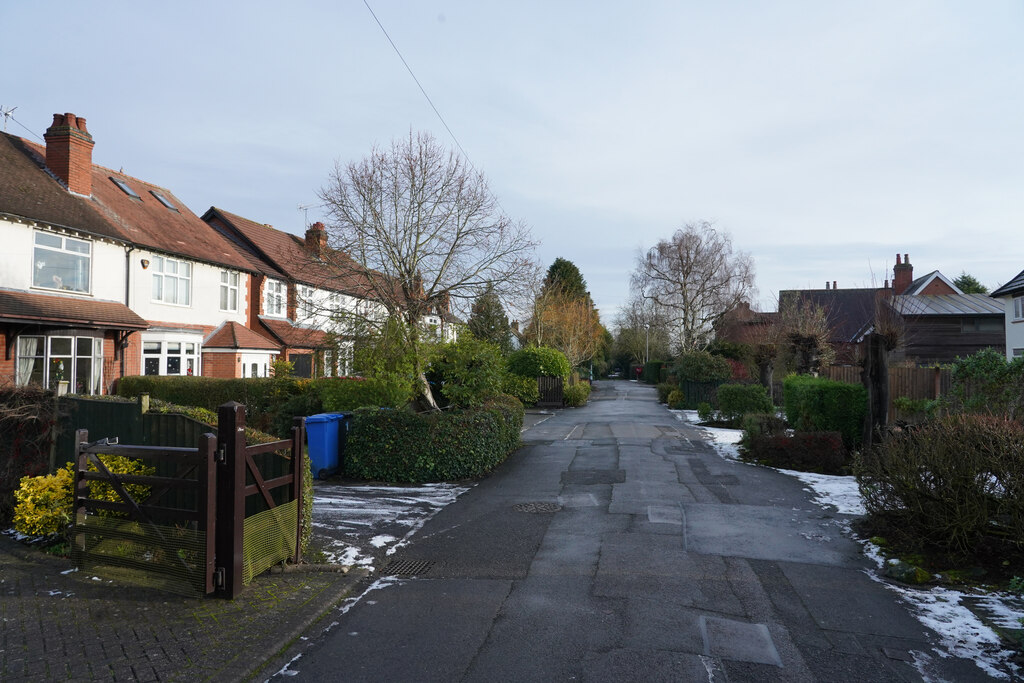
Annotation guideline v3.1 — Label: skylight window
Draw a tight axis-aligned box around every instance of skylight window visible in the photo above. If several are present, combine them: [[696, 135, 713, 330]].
[[150, 190, 178, 211], [110, 177, 141, 199]]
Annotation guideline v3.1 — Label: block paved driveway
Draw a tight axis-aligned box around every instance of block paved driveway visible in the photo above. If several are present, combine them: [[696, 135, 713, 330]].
[[267, 380, 992, 682]]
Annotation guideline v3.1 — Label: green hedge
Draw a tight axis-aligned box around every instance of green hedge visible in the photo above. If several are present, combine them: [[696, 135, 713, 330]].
[[507, 347, 570, 379], [319, 376, 413, 412], [501, 374, 540, 406], [717, 383, 773, 426], [783, 374, 867, 449], [563, 382, 591, 407], [344, 395, 524, 482], [641, 360, 666, 384]]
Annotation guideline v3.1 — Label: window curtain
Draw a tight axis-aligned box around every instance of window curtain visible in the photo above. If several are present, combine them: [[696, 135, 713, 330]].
[[16, 337, 42, 385]]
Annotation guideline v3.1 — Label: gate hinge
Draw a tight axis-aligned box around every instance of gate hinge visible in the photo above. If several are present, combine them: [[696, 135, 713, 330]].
[[213, 567, 226, 589], [215, 446, 226, 464]]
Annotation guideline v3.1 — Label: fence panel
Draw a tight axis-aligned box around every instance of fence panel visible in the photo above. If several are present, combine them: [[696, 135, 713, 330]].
[[680, 381, 721, 409], [825, 366, 950, 421], [537, 376, 564, 408], [57, 398, 142, 470], [141, 412, 213, 449]]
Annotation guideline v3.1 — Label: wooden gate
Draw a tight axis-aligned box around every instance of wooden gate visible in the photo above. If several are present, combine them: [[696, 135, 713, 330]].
[[71, 402, 304, 599], [537, 376, 564, 408]]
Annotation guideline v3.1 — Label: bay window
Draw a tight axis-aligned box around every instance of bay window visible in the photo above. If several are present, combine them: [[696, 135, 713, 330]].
[[15, 334, 103, 394]]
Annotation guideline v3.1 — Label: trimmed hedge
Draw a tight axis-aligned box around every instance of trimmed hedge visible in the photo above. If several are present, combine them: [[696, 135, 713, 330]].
[[344, 395, 524, 483], [319, 375, 413, 412], [507, 347, 570, 379], [501, 374, 540, 406], [783, 374, 867, 449], [717, 383, 773, 426], [743, 431, 847, 474], [641, 361, 666, 384]]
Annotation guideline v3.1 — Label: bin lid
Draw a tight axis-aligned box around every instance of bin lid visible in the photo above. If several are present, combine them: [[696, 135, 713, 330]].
[[306, 412, 344, 423]]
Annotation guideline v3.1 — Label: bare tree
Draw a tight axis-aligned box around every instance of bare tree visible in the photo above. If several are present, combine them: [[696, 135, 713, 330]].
[[317, 131, 537, 409], [614, 294, 670, 366], [631, 222, 755, 353]]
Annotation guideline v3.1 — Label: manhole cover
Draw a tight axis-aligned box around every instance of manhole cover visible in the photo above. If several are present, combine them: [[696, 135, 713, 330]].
[[381, 560, 434, 576], [513, 502, 562, 514]]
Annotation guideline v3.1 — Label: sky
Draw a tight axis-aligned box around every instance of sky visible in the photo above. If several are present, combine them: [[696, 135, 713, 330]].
[[3, 1, 1022, 323]]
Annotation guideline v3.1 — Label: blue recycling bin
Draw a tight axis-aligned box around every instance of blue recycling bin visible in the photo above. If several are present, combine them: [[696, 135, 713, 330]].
[[306, 412, 346, 479]]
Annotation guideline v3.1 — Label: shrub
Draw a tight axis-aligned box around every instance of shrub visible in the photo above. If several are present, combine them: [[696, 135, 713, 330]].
[[0, 385, 59, 525], [12, 454, 155, 539], [501, 374, 540, 406], [739, 412, 786, 451], [855, 414, 1024, 560], [507, 347, 570, 379], [319, 375, 413, 412], [656, 383, 676, 404], [641, 361, 666, 384], [344, 396, 523, 482], [783, 374, 867, 449], [744, 432, 847, 474], [667, 389, 687, 410], [564, 382, 591, 407], [697, 402, 714, 422], [673, 351, 732, 383], [716, 383, 773, 426], [949, 348, 1024, 418], [428, 336, 505, 408]]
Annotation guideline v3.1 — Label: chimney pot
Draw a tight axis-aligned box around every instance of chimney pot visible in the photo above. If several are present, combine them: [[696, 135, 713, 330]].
[[904, 253, 909, 263], [833, 281, 837, 290], [825, 282, 829, 290], [896, 253, 901, 265]]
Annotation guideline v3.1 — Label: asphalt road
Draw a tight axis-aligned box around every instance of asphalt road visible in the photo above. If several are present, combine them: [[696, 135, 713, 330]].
[[271, 380, 991, 682]]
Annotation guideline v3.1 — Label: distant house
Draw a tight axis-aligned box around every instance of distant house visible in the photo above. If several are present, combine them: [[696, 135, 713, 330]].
[[0, 112, 256, 392], [765, 253, 1004, 365], [990, 269, 1024, 360]]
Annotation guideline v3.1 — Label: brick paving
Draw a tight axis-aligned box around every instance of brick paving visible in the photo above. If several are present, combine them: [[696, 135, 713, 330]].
[[0, 534, 366, 682]]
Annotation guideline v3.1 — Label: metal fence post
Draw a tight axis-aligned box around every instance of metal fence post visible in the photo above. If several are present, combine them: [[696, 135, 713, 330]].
[[215, 402, 246, 598], [291, 416, 305, 565]]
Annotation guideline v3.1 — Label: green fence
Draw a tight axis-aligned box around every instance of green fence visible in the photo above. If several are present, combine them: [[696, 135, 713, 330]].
[[679, 381, 723, 409]]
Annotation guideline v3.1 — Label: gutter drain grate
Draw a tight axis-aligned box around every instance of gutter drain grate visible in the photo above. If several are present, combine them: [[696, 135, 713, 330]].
[[513, 502, 562, 514], [381, 560, 434, 576]]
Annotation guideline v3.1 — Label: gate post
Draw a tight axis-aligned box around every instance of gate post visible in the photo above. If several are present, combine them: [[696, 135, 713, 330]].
[[291, 416, 305, 565], [198, 432, 218, 595], [215, 402, 246, 598]]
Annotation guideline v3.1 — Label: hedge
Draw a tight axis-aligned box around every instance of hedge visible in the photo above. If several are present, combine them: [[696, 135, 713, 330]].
[[743, 432, 847, 474], [783, 374, 867, 449], [344, 395, 524, 483], [563, 382, 591, 407], [507, 347, 570, 379], [716, 383, 773, 426]]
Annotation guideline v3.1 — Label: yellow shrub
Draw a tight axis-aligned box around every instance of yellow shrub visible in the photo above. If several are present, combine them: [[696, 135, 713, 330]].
[[12, 455, 155, 538]]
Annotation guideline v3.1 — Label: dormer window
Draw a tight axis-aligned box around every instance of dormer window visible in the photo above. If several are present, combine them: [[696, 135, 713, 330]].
[[110, 177, 141, 199], [150, 190, 179, 211], [33, 231, 91, 293]]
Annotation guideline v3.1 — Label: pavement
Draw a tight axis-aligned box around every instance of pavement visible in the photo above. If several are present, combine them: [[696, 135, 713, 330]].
[[0, 409, 553, 682]]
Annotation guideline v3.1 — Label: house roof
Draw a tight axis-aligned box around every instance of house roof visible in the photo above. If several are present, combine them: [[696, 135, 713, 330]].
[[890, 293, 1005, 317], [777, 288, 880, 343], [0, 288, 148, 330], [257, 317, 329, 350], [204, 321, 279, 350], [203, 207, 376, 297], [902, 270, 963, 296], [0, 132, 253, 272], [991, 269, 1024, 298]]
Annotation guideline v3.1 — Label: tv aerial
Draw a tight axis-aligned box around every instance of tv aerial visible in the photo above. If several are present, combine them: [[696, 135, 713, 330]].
[[297, 203, 319, 228], [0, 105, 16, 132]]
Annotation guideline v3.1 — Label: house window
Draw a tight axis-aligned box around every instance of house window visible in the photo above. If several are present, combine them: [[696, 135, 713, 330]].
[[961, 317, 1002, 334], [1015, 296, 1024, 321], [220, 271, 239, 311], [265, 279, 285, 317], [143, 340, 199, 376], [298, 285, 315, 320], [33, 231, 91, 293], [151, 256, 191, 305], [15, 334, 103, 394], [1014, 348, 1024, 359]]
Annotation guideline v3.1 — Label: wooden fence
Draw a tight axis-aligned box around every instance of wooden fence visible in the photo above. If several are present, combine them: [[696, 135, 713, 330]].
[[825, 366, 951, 420]]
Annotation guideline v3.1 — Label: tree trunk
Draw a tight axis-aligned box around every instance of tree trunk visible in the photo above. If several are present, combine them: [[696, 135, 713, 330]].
[[861, 333, 888, 449], [758, 359, 774, 402]]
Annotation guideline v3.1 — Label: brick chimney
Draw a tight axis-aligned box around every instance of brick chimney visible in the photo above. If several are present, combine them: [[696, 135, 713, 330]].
[[892, 253, 913, 294], [305, 222, 327, 258], [44, 113, 94, 196]]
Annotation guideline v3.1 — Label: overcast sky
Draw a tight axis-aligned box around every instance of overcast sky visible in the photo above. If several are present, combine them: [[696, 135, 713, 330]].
[[4, 1, 1022, 322]]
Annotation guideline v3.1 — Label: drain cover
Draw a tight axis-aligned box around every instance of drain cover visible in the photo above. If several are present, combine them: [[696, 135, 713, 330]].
[[513, 501, 562, 513], [381, 560, 434, 576]]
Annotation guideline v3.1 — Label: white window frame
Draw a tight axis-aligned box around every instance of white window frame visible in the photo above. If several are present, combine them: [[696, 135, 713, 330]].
[[142, 338, 201, 376], [151, 255, 192, 306], [15, 333, 103, 394], [32, 231, 92, 294], [265, 279, 285, 317], [219, 270, 240, 312], [298, 285, 315, 320], [1013, 348, 1024, 359], [1014, 296, 1024, 321]]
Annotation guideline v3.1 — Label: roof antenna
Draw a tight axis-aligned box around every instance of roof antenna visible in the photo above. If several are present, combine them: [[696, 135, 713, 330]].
[[297, 203, 316, 228], [0, 105, 16, 132]]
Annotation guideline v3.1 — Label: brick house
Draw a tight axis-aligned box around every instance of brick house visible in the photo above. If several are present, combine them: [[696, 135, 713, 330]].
[[0, 112, 259, 392]]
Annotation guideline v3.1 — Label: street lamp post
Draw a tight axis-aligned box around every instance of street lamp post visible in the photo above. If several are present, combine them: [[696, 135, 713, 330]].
[[645, 324, 650, 365]]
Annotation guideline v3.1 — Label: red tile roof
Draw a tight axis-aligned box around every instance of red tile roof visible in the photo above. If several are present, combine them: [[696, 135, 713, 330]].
[[257, 317, 328, 350], [0, 132, 253, 272], [204, 321, 279, 350], [203, 207, 377, 297], [0, 289, 148, 329]]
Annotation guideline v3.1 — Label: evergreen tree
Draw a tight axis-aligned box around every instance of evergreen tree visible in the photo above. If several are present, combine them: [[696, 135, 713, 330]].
[[542, 257, 590, 301], [953, 271, 988, 294], [467, 285, 513, 353]]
